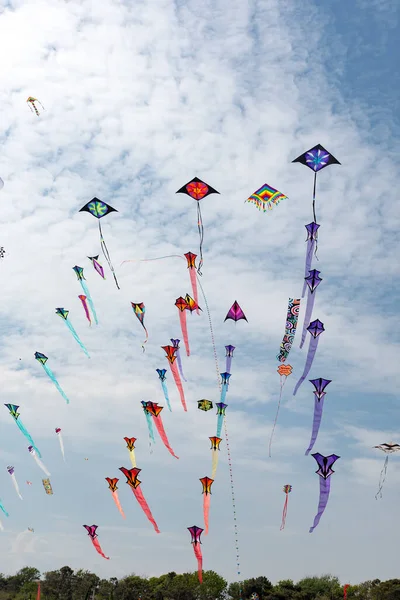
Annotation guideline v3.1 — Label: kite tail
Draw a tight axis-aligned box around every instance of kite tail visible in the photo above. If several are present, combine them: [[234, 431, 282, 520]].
[[178, 311, 190, 357], [152, 416, 179, 459], [293, 337, 320, 396], [58, 434, 66, 461], [309, 476, 330, 533], [196, 203, 204, 276], [170, 361, 187, 411], [43, 364, 70, 405], [300, 292, 317, 349], [176, 348, 187, 382], [268, 375, 287, 458], [141, 325, 149, 352], [203, 494, 211, 535], [376, 455, 389, 500], [0, 500, 9, 517], [11, 474, 23, 500], [132, 487, 160, 533], [343, 584, 350, 600], [128, 449, 136, 468], [99, 220, 120, 290], [211, 450, 219, 480], [302, 239, 315, 298], [91, 536, 110, 560], [305, 396, 324, 456], [188, 268, 200, 315], [161, 380, 172, 411], [216, 415, 224, 438], [144, 412, 156, 446], [0, 519, 3, 531], [220, 383, 228, 404], [65, 320, 90, 358], [193, 543, 203, 583], [36, 582, 41, 600], [16, 421, 41, 458], [226, 357, 232, 373], [32, 454, 51, 477], [111, 491, 126, 519], [80, 280, 98, 325], [78, 295, 92, 326], [280, 493, 289, 530]]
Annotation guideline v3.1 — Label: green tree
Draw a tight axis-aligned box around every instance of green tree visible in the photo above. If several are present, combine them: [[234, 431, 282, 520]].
[[228, 576, 272, 600]]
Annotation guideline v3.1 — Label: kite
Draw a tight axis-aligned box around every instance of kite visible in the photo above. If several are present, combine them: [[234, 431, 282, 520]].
[[373, 442, 400, 499], [277, 298, 301, 363], [119, 467, 160, 533], [176, 177, 219, 275], [299, 270, 323, 349], [55, 308, 90, 357], [26, 481, 32, 486], [4, 404, 41, 456], [219, 372, 231, 404], [225, 345, 235, 372], [78, 295, 92, 325], [156, 369, 172, 412], [292, 144, 340, 223], [42, 479, 53, 495], [26, 96, 44, 116], [34, 352, 70, 404], [0, 247, 5, 259], [216, 402, 227, 438], [131, 302, 148, 351], [28, 446, 50, 477], [55, 428, 65, 461], [141, 401, 156, 449], [27, 528, 34, 533], [83, 525, 109, 560], [7, 466, 22, 500], [79, 198, 120, 289], [293, 319, 325, 396], [162, 345, 187, 411], [142, 402, 179, 459], [175, 297, 190, 356], [280, 485, 292, 531], [302, 222, 320, 297], [309, 453, 339, 533], [224, 301, 247, 323], [73, 267, 98, 325], [105, 478, 126, 519], [198, 399, 213, 412], [246, 183, 287, 212], [170, 339, 187, 382], [185, 293, 201, 314], [184, 252, 200, 314], [268, 364, 293, 458], [305, 378, 332, 456], [343, 584, 350, 599], [200, 477, 214, 535], [123, 437, 137, 467], [210, 436, 222, 480], [188, 526, 204, 584], [88, 255, 105, 279]]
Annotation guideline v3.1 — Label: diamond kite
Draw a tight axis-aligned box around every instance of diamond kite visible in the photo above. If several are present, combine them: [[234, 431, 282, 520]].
[[246, 183, 287, 212], [224, 301, 247, 323]]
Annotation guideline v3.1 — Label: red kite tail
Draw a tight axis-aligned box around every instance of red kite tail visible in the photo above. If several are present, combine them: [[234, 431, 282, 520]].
[[91, 537, 110, 559], [152, 416, 179, 459], [170, 361, 187, 411], [112, 490, 126, 519], [178, 310, 190, 356], [189, 268, 200, 315], [280, 492, 289, 530], [203, 494, 211, 535], [132, 486, 160, 533], [193, 543, 203, 583]]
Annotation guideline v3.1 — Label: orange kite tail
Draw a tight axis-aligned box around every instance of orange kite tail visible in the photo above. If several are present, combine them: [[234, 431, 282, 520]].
[[132, 487, 160, 533], [152, 416, 179, 459], [112, 490, 126, 519], [203, 494, 211, 535], [170, 361, 187, 411]]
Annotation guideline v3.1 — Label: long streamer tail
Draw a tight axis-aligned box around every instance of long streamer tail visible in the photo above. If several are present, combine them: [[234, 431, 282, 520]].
[[0, 500, 9, 517], [178, 311, 190, 356], [302, 239, 315, 298], [44, 364, 70, 404], [161, 381, 172, 411], [268, 376, 286, 458], [111, 491, 126, 519], [11, 475, 23, 500], [16, 421, 41, 458], [189, 268, 200, 315], [280, 494, 289, 530], [91, 537, 110, 559], [81, 281, 98, 325], [99, 220, 120, 290], [309, 477, 330, 533], [66, 320, 90, 357], [216, 415, 224, 438], [58, 434, 66, 461], [78, 295, 92, 325], [129, 449, 136, 468], [211, 450, 219, 480], [33, 455, 51, 477], [293, 337, 320, 396], [170, 362, 187, 411], [176, 348, 187, 382], [299, 292, 316, 349], [203, 494, 211, 535], [305, 397, 324, 455], [152, 416, 179, 459], [193, 543, 203, 583], [132, 487, 160, 533], [144, 412, 156, 446]]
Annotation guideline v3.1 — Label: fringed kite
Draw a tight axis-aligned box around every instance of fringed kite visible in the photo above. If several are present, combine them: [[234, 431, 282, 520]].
[[246, 183, 287, 212]]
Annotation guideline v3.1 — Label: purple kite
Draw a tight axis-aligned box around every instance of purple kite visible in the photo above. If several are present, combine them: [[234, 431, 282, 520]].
[[170, 338, 187, 382], [305, 378, 332, 455], [293, 319, 325, 396], [302, 222, 320, 297], [88, 255, 105, 279], [83, 525, 109, 559], [309, 453, 339, 533], [300, 270, 323, 348], [225, 345, 235, 372], [224, 301, 247, 323]]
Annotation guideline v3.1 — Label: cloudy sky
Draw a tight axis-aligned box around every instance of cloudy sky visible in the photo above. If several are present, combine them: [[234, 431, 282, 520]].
[[0, 0, 399, 587]]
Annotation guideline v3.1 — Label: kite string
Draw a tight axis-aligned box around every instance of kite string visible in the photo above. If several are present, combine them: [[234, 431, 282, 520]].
[[268, 374, 287, 458], [98, 220, 120, 290], [121, 254, 185, 266], [196, 275, 242, 599]]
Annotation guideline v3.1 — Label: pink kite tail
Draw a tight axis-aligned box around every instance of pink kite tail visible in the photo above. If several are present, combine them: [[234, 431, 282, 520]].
[[280, 493, 289, 530], [78, 295, 91, 326], [193, 543, 203, 583], [132, 487, 160, 533], [189, 269, 200, 315], [203, 494, 211, 535], [178, 310, 190, 356], [112, 491, 126, 519], [170, 361, 187, 411], [91, 537, 110, 560], [36, 582, 41, 600], [152, 416, 179, 459]]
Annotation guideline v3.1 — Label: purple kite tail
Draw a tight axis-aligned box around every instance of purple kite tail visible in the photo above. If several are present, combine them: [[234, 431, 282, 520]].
[[293, 337, 320, 396], [305, 395, 325, 455], [302, 239, 315, 298], [176, 348, 187, 382], [300, 292, 317, 349], [309, 476, 331, 533]]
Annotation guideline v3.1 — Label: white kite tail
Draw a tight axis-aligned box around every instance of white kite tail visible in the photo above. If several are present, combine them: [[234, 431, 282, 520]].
[[11, 474, 23, 500], [0, 519, 4, 531], [32, 454, 51, 477], [58, 433, 65, 461]]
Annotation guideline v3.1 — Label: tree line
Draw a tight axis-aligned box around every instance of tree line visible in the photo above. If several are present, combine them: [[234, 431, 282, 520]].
[[0, 567, 399, 600]]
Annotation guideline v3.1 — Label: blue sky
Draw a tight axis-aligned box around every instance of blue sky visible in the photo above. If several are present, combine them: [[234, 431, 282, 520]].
[[0, 0, 400, 588]]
